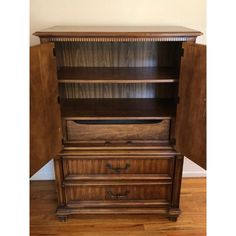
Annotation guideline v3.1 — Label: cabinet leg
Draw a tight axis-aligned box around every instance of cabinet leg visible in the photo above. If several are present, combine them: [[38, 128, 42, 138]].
[[168, 216, 178, 222], [57, 215, 68, 222]]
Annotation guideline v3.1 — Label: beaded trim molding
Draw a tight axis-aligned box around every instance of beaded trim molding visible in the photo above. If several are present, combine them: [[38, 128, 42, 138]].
[[40, 36, 196, 43]]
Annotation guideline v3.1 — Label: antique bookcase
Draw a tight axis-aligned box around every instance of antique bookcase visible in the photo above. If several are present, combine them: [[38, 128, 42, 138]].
[[30, 26, 206, 221]]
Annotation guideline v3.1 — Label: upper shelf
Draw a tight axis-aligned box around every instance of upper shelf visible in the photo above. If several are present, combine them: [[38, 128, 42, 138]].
[[57, 67, 178, 84], [33, 26, 202, 42]]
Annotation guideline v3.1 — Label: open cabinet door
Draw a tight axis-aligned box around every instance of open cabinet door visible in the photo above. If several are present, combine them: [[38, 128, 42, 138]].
[[176, 43, 206, 169], [30, 43, 62, 177]]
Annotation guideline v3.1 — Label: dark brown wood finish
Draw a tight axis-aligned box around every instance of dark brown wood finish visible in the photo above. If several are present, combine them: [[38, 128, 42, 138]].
[[55, 41, 181, 100], [34, 26, 202, 41], [60, 147, 178, 156], [62, 156, 174, 178], [60, 98, 176, 120], [55, 42, 182, 67], [55, 41, 182, 98], [59, 83, 177, 99], [65, 120, 170, 142], [58, 67, 178, 83], [169, 155, 184, 221], [30, 178, 206, 235], [30, 43, 62, 176], [64, 183, 172, 203], [176, 43, 206, 169], [32, 26, 205, 221], [54, 156, 65, 207]]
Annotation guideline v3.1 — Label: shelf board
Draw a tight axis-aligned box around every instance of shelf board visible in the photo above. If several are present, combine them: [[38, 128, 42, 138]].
[[61, 98, 176, 120], [58, 67, 178, 84]]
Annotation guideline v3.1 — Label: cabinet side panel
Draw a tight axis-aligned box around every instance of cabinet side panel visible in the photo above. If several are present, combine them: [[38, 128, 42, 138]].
[[171, 155, 183, 208], [54, 157, 66, 206]]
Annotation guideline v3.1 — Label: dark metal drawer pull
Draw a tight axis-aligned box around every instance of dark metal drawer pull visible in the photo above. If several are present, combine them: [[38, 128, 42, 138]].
[[107, 190, 130, 200], [106, 163, 130, 173]]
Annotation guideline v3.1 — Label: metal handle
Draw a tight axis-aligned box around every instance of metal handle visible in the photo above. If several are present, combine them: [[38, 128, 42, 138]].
[[107, 190, 130, 200], [106, 163, 130, 173]]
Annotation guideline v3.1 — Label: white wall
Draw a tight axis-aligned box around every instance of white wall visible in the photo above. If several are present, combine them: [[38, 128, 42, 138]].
[[30, 0, 206, 179], [30, 0, 206, 45]]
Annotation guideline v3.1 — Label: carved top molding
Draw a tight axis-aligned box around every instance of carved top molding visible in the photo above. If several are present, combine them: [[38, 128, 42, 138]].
[[34, 26, 202, 42]]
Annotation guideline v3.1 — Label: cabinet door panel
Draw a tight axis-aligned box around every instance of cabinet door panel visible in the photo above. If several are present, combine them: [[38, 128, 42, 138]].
[[176, 43, 206, 169], [30, 43, 62, 176]]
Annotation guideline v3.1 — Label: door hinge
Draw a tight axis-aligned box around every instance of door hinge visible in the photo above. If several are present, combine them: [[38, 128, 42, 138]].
[[181, 48, 184, 57], [53, 47, 56, 57], [57, 96, 60, 104]]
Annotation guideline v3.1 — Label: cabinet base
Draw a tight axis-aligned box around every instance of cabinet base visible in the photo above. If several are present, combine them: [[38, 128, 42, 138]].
[[56, 207, 181, 221], [168, 216, 178, 222], [57, 215, 68, 222]]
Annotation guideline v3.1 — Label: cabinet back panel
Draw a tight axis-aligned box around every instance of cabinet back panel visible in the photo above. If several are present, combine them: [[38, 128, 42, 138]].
[[59, 83, 177, 99], [56, 41, 180, 99], [55, 42, 181, 67]]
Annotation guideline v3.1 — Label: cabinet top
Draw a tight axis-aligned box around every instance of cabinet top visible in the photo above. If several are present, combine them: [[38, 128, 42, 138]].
[[34, 26, 202, 42]]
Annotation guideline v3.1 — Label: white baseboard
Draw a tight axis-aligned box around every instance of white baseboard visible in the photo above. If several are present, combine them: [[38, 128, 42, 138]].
[[30, 159, 55, 180], [182, 157, 206, 178]]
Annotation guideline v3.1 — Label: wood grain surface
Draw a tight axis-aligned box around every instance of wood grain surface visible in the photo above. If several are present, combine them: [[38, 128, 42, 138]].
[[30, 43, 62, 176], [176, 43, 206, 169], [30, 178, 206, 236], [59, 83, 177, 99], [64, 183, 171, 202], [65, 119, 170, 141], [31, 27, 205, 227], [34, 26, 202, 40], [57, 67, 178, 83], [56, 41, 181, 99], [55, 42, 181, 67], [62, 157, 174, 177], [60, 99, 176, 120]]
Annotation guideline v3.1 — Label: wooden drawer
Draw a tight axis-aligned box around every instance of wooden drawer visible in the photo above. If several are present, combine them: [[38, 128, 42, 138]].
[[62, 156, 174, 180], [64, 182, 172, 207], [63, 119, 170, 142]]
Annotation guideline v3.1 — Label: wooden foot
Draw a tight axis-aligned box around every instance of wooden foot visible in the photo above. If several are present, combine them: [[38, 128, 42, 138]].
[[168, 216, 178, 222], [168, 208, 180, 222], [57, 216, 68, 222]]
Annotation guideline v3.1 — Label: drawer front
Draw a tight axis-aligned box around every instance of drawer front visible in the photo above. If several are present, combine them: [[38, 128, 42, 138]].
[[63, 157, 174, 178], [64, 119, 170, 142], [64, 183, 172, 203]]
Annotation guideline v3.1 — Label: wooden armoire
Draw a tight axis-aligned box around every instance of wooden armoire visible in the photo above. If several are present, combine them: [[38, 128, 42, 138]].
[[30, 26, 206, 221]]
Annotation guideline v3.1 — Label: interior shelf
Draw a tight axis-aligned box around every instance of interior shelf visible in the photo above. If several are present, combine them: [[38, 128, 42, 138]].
[[61, 98, 176, 120], [57, 67, 178, 84]]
